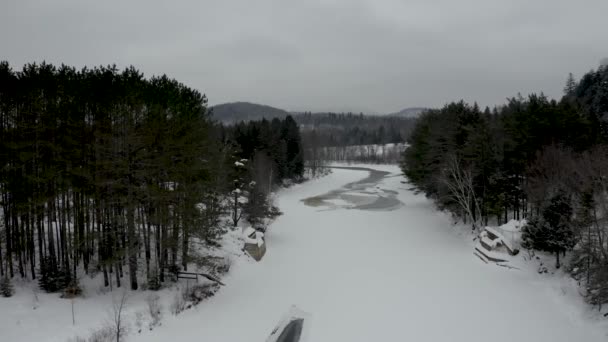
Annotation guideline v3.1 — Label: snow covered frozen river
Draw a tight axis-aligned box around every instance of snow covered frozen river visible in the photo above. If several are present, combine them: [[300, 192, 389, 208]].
[[135, 165, 606, 342]]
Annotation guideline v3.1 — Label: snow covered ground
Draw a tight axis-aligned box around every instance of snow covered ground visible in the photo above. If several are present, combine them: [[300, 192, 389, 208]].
[[2, 165, 608, 341], [137, 165, 608, 341]]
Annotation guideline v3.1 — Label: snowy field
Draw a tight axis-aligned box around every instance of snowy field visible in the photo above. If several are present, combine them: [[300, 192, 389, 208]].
[[2, 165, 608, 341]]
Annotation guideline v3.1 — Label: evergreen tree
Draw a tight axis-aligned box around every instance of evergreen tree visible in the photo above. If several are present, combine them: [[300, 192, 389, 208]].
[[564, 72, 577, 96], [281, 115, 304, 180], [522, 192, 576, 268], [0, 276, 14, 297], [0, 61, 224, 290], [38, 256, 70, 293]]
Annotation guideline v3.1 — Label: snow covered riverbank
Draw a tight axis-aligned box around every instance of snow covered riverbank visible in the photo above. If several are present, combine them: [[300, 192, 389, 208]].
[[135, 165, 608, 341], [2, 165, 607, 341]]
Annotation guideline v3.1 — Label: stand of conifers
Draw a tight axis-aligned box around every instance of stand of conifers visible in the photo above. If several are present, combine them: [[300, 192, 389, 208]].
[[0, 62, 304, 292], [402, 67, 608, 306]]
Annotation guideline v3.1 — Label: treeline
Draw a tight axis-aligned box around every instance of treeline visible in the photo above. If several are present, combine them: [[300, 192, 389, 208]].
[[402, 66, 608, 305], [296, 112, 414, 166], [0, 61, 303, 294], [302, 142, 406, 165], [295, 112, 415, 147], [218, 116, 304, 226], [211, 101, 290, 124]]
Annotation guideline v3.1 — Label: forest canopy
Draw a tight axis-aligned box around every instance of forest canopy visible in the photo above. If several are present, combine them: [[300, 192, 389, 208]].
[[401, 65, 608, 305], [0, 61, 304, 292]]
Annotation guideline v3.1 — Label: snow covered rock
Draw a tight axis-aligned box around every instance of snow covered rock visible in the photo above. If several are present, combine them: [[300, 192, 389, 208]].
[[479, 226, 520, 256], [266, 306, 311, 342], [243, 227, 266, 261], [474, 242, 509, 263], [485, 226, 519, 255]]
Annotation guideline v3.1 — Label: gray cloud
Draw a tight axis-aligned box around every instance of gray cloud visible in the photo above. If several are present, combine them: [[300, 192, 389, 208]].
[[1, 0, 607, 112]]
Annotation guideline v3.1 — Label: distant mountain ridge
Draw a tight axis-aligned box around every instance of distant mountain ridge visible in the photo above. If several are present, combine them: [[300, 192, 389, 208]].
[[388, 107, 427, 118], [210, 102, 290, 123], [211, 102, 427, 123]]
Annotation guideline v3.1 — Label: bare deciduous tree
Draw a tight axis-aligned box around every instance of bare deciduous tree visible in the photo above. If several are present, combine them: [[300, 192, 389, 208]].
[[439, 154, 482, 231], [526, 145, 577, 208], [110, 291, 129, 342]]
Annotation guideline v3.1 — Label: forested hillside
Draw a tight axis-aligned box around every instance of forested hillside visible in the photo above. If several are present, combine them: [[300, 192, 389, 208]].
[[211, 102, 290, 123], [0, 62, 303, 294], [388, 107, 427, 118], [402, 66, 608, 305]]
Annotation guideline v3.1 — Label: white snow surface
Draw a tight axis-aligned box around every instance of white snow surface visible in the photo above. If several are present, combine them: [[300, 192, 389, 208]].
[[2, 165, 607, 341], [497, 219, 526, 233], [132, 165, 606, 342]]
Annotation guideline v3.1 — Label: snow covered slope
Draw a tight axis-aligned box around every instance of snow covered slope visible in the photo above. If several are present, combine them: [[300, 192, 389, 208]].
[[130, 165, 607, 342]]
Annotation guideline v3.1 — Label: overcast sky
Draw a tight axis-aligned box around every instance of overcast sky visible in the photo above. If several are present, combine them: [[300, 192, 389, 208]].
[[2, 0, 607, 113]]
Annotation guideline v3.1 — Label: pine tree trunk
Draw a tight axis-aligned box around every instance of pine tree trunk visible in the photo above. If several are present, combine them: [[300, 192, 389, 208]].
[[55, 206, 62, 270], [115, 261, 121, 288], [28, 212, 36, 279], [171, 216, 179, 266], [143, 207, 151, 277], [0, 224, 3, 277], [0, 192, 9, 277], [127, 196, 138, 290], [84, 198, 91, 274], [156, 218, 163, 282], [37, 206, 44, 276], [182, 220, 189, 271], [17, 217, 25, 278], [47, 200, 56, 273], [60, 193, 70, 277], [108, 264, 113, 291], [6, 210, 13, 277], [103, 263, 109, 288]]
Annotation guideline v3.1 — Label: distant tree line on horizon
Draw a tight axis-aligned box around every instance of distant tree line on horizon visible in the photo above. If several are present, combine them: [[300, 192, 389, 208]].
[[211, 102, 419, 150], [295, 111, 415, 146], [402, 65, 608, 306], [213, 105, 417, 165], [0, 61, 303, 295], [295, 112, 415, 165]]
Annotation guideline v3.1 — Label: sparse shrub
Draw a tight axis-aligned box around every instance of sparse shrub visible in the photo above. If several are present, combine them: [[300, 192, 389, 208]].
[[145, 293, 163, 329], [147, 271, 161, 291], [87, 264, 100, 279], [68, 325, 115, 342], [269, 205, 282, 219], [197, 255, 231, 276], [134, 310, 145, 333], [182, 283, 220, 305], [97, 284, 111, 295], [32, 290, 40, 309], [109, 292, 129, 342], [170, 291, 186, 315], [62, 279, 83, 298], [88, 325, 115, 342], [167, 264, 180, 282], [214, 258, 231, 275], [0, 276, 14, 297], [39, 256, 70, 292]]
